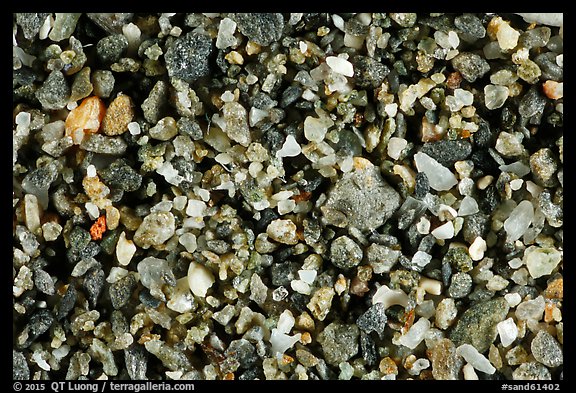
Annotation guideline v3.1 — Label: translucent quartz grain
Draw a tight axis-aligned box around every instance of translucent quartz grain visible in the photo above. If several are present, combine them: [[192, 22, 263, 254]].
[[398, 318, 430, 349], [414, 152, 458, 191], [504, 200, 534, 242], [497, 318, 518, 347], [456, 344, 495, 374]]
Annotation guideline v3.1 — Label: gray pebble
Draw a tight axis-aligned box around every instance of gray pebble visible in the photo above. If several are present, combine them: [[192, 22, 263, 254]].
[[448, 272, 473, 299], [451, 52, 490, 82], [100, 160, 143, 192], [344, 17, 370, 36], [418, 234, 436, 254], [28, 308, 54, 338], [110, 274, 137, 310], [302, 218, 323, 246], [279, 85, 302, 108], [534, 52, 563, 81], [68, 226, 92, 252], [232, 13, 284, 46], [531, 330, 563, 368], [519, 27, 551, 49], [546, 35, 563, 53], [83, 267, 105, 307], [70, 67, 93, 102], [454, 14, 486, 40], [443, 247, 473, 273], [141, 80, 168, 124], [365, 243, 401, 274], [80, 134, 128, 155], [171, 157, 198, 186], [56, 284, 77, 320], [469, 287, 500, 303], [67, 242, 100, 266], [206, 239, 232, 254], [512, 361, 552, 380], [356, 303, 387, 338], [352, 55, 390, 89], [414, 172, 430, 199], [330, 235, 363, 270], [473, 118, 496, 147], [97, 34, 129, 65], [124, 345, 148, 380], [239, 368, 261, 380], [462, 212, 490, 244], [13, 350, 30, 380], [34, 269, 55, 295], [21, 160, 59, 199], [91, 70, 115, 98], [270, 261, 299, 287], [177, 117, 203, 140], [317, 322, 360, 366], [519, 86, 547, 122], [111, 310, 129, 335], [321, 164, 401, 231], [14, 67, 38, 87], [419, 14, 454, 33], [335, 130, 363, 157], [15, 13, 50, 40], [260, 128, 284, 155], [360, 331, 378, 366], [441, 259, 453, 287], [251, 91, 277, 110], [224, 339, 258, 371], [165, 32, 213, 83], [450, 297, 510, 353], [420, 139, 472, 167], [35, 70, 70, 110]]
